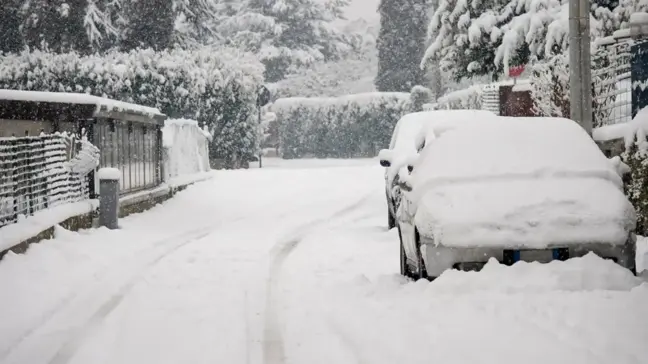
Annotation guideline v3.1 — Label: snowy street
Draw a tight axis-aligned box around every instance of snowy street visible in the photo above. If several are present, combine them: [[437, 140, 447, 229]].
[[2, 159, 648, 364]]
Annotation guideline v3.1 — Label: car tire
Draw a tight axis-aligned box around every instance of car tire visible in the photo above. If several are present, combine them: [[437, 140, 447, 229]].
[[398, 227, 411, 278], [388, 209, 396, 230], [414, 230, 430, 281]]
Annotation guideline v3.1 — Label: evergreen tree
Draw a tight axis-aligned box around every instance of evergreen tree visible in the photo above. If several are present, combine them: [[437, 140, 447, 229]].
[[122, 0, 175, 51], [21, 0, 90, 53], [216, 0, 351, 82], [84, 0, 122, 51], [0, 0, 23, 53], [375, 0, 428, 92]]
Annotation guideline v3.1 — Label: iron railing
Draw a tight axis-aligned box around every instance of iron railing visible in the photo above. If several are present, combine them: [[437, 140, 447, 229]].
[[92, 119, 162, 196], [0, 134, 89, 228]]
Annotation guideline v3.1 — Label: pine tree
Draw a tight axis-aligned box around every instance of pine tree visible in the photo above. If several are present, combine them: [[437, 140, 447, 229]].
[[84, 0, 122, 51], [0, 0, 22, 53], [375, 0, 428, 92], [122, 0, 174, 51], [21, 0, 90, 53], [216, 0, 350, 82]]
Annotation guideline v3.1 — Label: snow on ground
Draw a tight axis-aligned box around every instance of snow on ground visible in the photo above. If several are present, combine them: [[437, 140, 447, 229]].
[[0, 158, 647, 364]]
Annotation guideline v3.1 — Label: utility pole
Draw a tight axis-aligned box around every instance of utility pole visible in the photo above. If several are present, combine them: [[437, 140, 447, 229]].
[[569, 0, 593, 135]]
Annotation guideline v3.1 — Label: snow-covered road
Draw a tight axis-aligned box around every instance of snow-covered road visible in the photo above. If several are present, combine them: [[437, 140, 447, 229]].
[[1, 159, 647, 364]]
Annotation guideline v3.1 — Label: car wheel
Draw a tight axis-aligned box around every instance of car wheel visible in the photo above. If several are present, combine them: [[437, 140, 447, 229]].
[[414, 230, 429, 281], [398, 227, 411, 278], [388, 209, 396, 230]]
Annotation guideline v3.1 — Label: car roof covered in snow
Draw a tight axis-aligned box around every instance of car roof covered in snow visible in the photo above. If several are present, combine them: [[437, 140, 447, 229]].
[[390, 110, 498, 151], [385, 110, 499, 181], [411, 116, 622, 188]]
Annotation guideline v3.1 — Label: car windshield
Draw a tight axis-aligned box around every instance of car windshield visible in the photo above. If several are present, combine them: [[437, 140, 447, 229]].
[[413, 117, 620, 185]]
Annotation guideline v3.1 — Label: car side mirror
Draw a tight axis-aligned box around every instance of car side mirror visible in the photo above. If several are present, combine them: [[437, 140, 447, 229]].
[[378, 149, 393, 168], [407, 165, 414, 173], [399, 179, 413, 192]]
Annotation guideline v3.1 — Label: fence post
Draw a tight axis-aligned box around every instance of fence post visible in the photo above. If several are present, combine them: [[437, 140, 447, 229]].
[[98, 168, 120, 229]]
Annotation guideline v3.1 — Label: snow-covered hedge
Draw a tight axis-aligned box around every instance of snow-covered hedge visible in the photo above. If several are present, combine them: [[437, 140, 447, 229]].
[[594, 107, 648, 235], [436, 85, 484, 110], [162, 118, 211, 181], [0, 48, 264, 168], [272, 92, 412, 158]]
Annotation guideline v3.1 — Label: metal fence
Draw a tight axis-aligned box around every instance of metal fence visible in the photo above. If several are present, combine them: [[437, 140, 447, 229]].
[[92, 119, 162, 196], [0, 134, 89, 228], [592, 39, 633, 126]]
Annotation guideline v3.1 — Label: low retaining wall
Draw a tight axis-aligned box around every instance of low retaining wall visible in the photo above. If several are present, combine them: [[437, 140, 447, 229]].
[[0, 174, 213, 259]]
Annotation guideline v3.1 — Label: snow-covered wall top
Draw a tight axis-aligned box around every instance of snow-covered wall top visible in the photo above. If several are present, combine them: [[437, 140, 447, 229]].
[[0, 89, 162, 117]]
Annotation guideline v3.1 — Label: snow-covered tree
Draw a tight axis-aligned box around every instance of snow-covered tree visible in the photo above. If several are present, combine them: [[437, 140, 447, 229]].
[[0, 0, 22, 53], [84, 0, 122, 51], [212, 0, 351, 82], [271, 29, 378, 98], [375, 0, 429, 91], [422, 0, 639, 81], [21, 0, 90, 53], [122, 0, 175, 51]]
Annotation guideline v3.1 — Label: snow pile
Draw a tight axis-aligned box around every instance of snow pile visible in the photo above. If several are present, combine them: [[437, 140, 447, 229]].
[[162, 118, 211, 181], [97, 168, 121, 181], [431, 253, 641, 293], [593, 106, 648, 147], [410, 117, 635, 248], [65, 138, 100, 175], [271, 92, 412, 158], [0, 200, 98, 252]]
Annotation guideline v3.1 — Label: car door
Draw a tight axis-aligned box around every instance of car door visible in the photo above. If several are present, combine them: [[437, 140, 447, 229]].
[[397, 173, 417, 261]]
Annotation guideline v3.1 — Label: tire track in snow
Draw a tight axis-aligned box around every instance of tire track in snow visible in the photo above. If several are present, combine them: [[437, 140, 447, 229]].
[[262, 193, 373, 364], [2, 218, 243, 364]]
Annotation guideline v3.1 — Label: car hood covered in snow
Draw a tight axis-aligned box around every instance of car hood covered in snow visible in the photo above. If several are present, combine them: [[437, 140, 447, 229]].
[[414, 177, 636, 249]]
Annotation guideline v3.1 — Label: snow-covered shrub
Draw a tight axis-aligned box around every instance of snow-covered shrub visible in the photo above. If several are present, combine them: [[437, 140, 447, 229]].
[[162, 118, 211, 181], [272, 92, 412, 158], [436, 85, 483, 110], [0, 48, 264, 168], [529, 53, 570, 117]]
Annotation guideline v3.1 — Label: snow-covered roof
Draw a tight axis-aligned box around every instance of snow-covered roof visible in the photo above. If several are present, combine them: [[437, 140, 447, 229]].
[[0, 89, 163, 117], [410, 117, 634, 248]]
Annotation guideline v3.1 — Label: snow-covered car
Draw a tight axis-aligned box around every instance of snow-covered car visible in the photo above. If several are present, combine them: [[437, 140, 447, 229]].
[[396, 117, 637, 280], [379, 110, 498, 229]]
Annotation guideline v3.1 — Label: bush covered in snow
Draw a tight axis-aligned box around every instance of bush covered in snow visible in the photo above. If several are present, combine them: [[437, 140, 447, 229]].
[[0, 48, 264, 168], [436, 85, 484, 110], [272, 92, 412, 158]]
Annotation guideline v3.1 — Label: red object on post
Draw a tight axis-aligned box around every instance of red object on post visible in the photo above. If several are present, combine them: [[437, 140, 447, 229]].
[[508, 65, 525, 78]]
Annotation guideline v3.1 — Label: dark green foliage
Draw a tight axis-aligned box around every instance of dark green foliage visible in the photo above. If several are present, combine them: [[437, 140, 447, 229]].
[[122, 0, 175, 51], [21, 0, 90, 53], [274, 93, 413, 158], [375, 0, 428, 92], [0, 0, 23, 54]]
